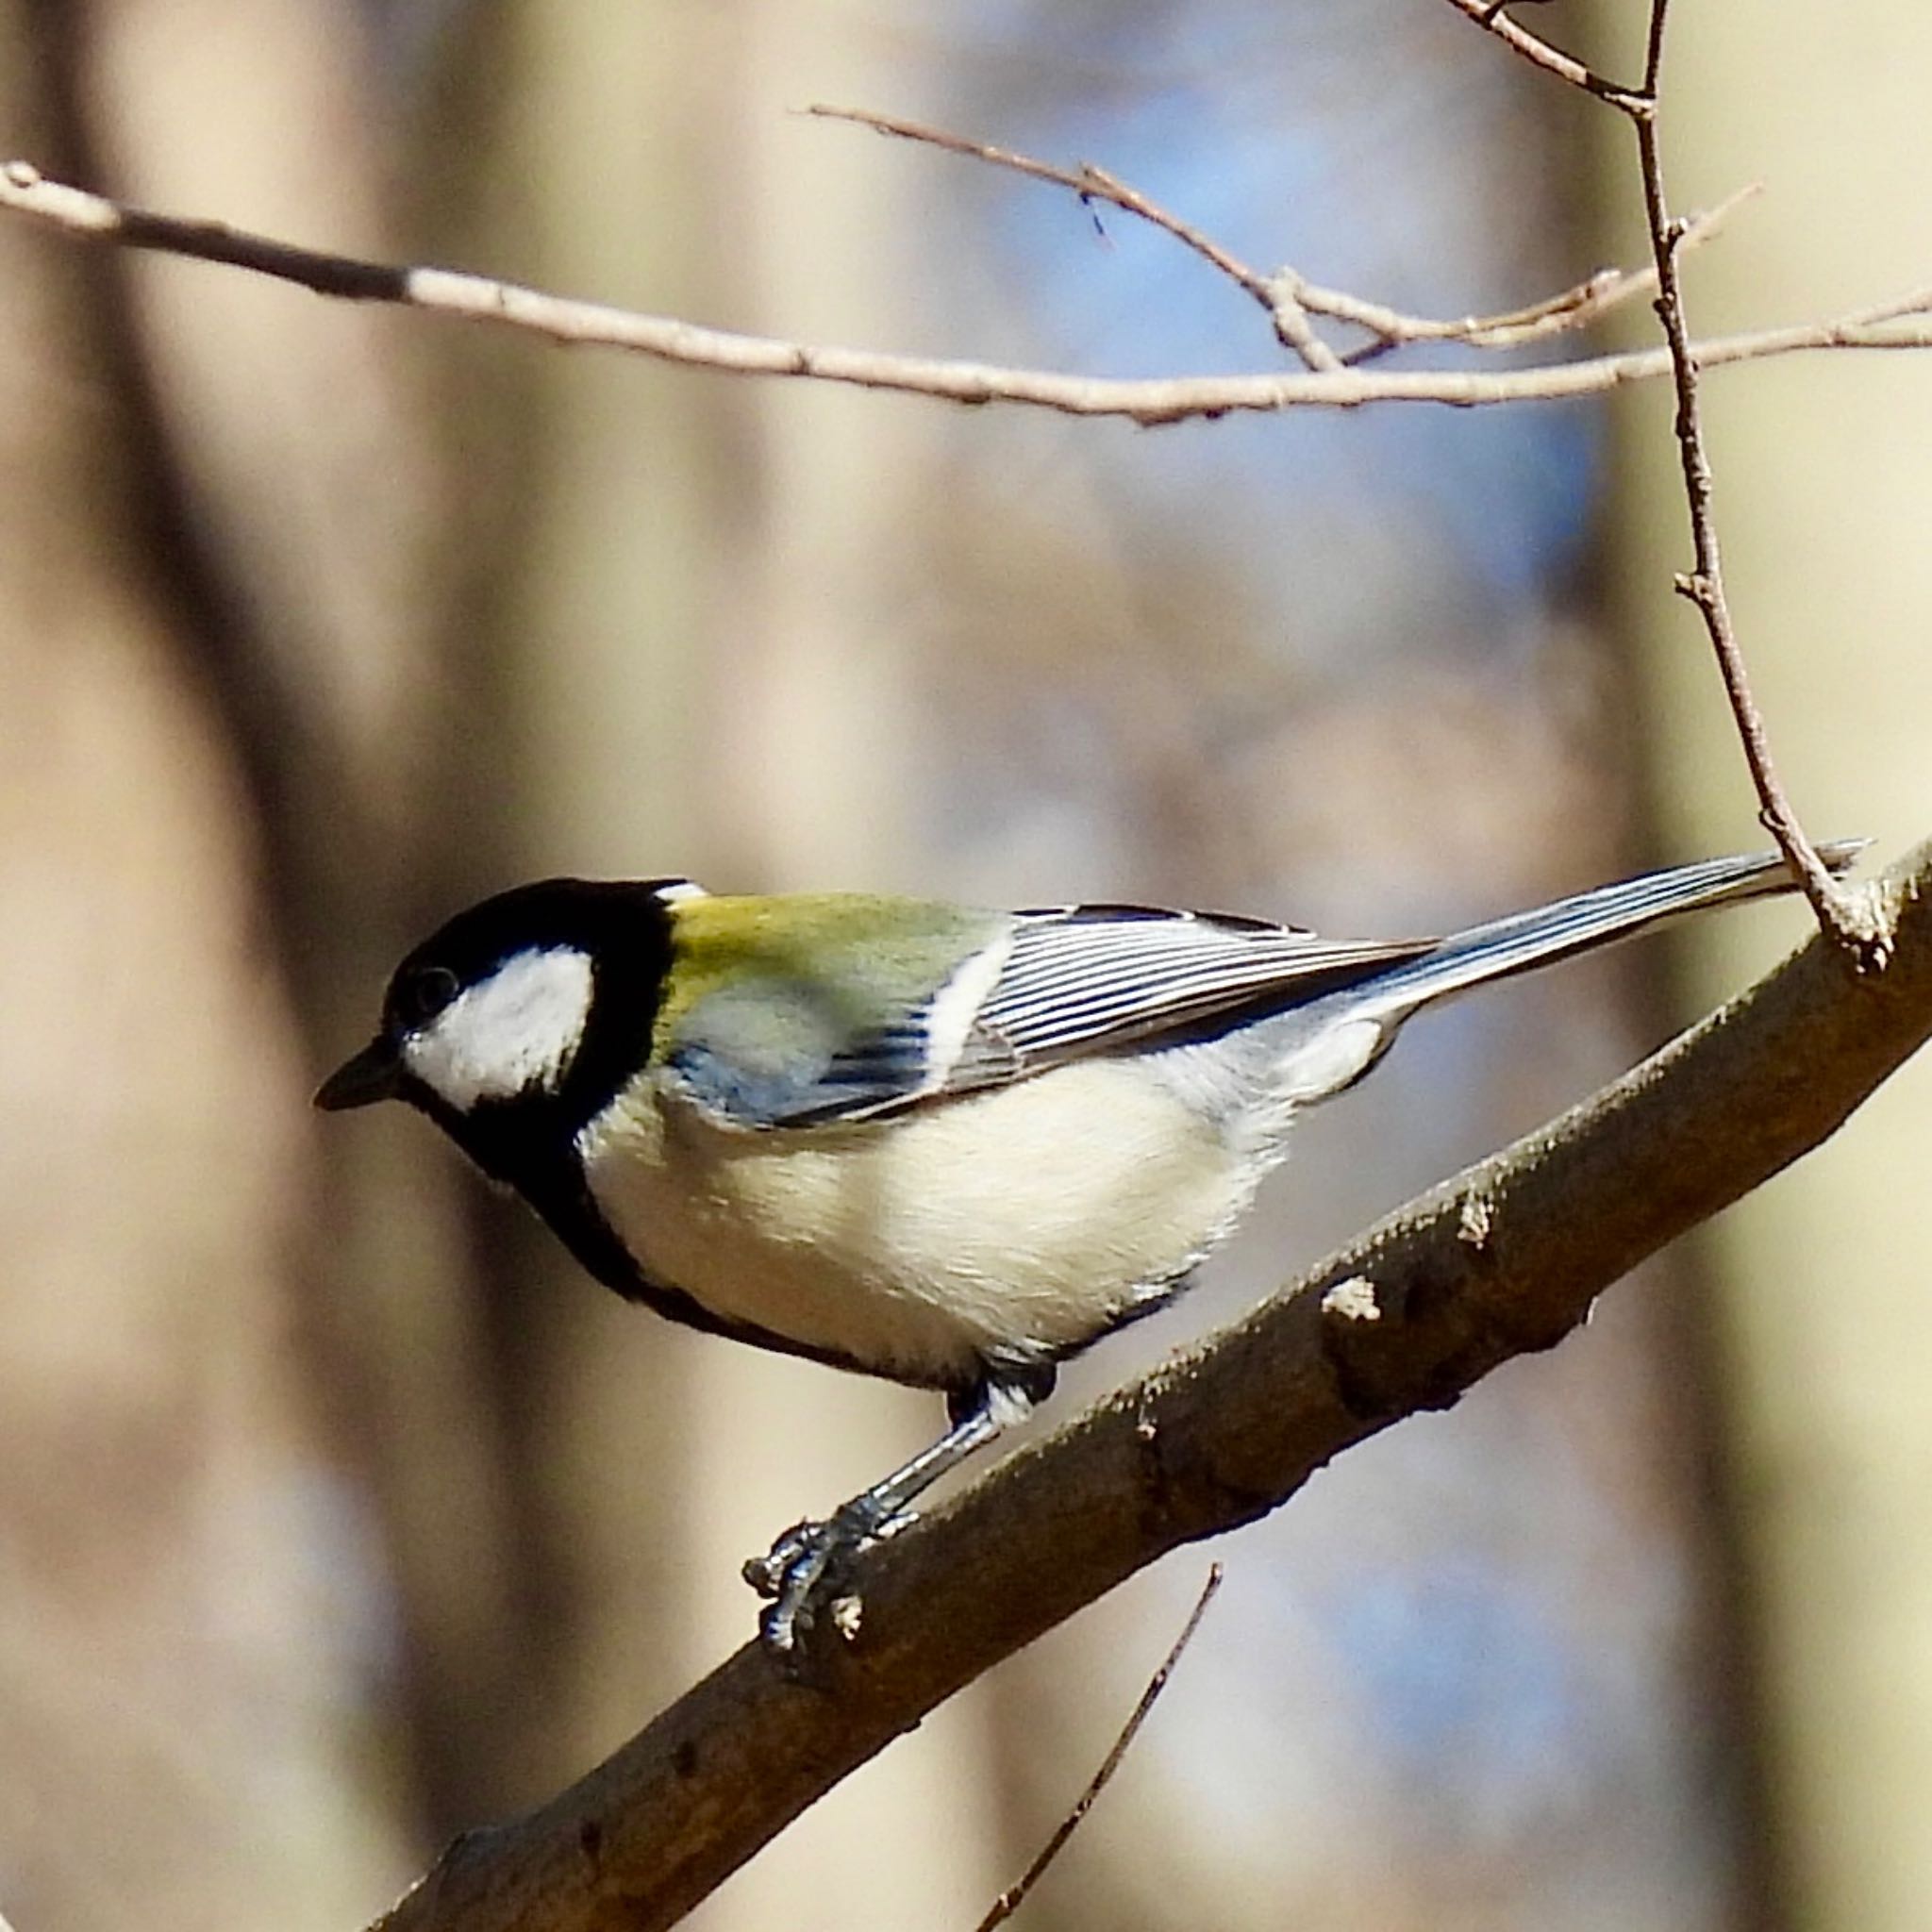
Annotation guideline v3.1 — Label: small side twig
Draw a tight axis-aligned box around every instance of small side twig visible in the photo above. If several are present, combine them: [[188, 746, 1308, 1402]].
[[1442, 0, 1878, 959], [1623, 4, 1876, 956], [806, 103, 1342, 371], [973, 1565, 1224, 1932], [1441, 0, 1646, 105], [1311, 184, 1758, 362], [808, 102, 1755, 370]]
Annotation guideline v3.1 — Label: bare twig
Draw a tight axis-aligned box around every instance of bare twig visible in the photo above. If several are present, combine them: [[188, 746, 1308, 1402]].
[[1622, 7, 1873, 953], [974, 1566, 1224, 1932], [808, 102, 1756, 368], [1313, 185, 1758, 361], [0, 86, 1908, 950], [1440, 0, 1645, 104], [806, 103, 1341, 370], [4, 158, 1929, 428], [1438, 0, 1874, 956]]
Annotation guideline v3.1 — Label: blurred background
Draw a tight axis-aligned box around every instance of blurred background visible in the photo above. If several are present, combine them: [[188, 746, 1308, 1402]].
[[1, 2, 1928, 1927]]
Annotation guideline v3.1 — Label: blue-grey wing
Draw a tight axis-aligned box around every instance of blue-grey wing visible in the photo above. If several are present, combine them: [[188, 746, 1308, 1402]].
[[665, 903, 1431, 1130], [660, 976, 938, 1129], [943, 905, 1431, 1090]]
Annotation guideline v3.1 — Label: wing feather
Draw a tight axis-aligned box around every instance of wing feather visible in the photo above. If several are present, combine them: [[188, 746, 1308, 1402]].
[[662, 898, 1436, 1130], [942, 907, 1432, 1085]]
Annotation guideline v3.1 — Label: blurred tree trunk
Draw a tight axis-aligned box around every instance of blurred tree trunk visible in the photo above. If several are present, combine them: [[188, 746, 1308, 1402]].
[[1604, 5, 1932, 1926], [0, 3, 436, 1924], [56, 0, 562, 1845], [425, 0, 755, 1814]]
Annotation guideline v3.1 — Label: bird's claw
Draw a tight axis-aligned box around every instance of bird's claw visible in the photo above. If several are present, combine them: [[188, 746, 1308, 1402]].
[[743, 1502, 912, 1653]]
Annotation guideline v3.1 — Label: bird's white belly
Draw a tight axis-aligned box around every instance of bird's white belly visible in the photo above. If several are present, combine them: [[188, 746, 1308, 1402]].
[[574, 1057, 1267, 1388]]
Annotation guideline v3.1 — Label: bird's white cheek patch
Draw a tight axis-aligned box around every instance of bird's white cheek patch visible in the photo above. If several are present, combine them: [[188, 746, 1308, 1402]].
[[404, 947, 594, 1111]]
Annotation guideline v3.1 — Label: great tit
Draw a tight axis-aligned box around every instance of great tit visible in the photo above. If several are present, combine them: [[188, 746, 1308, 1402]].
[[317, 845, 1854, 1647]]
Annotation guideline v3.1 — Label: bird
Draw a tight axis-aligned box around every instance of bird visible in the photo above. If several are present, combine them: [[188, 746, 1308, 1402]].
[[316, 844, 1856, 1648]]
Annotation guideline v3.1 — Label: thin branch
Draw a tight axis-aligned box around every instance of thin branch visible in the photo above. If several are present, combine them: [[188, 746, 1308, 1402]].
[[1439, 0, 1645, 105], [367, 841, 1932, 1932], [808, 103, 1755, 368], [974, 1566, 1224, 1932], [1622, 7, 1874, 953], [1315, 185, 1758, 361], [806, 103, 1341, 370], [1441, 0, 1874, 955], [3, 159, 1929, 428], [1641, 0, 1673, 96]]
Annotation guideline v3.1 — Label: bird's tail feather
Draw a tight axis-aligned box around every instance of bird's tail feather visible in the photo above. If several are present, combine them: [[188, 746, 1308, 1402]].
[[1342, 840, 1866, 1021]]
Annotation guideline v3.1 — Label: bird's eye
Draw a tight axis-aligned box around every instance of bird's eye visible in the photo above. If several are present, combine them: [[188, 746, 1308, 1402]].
[[401, 965, 460, 1025]]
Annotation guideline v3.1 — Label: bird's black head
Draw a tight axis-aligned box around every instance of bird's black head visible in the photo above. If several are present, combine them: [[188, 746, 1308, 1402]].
[[315, 877, 686, 1182]]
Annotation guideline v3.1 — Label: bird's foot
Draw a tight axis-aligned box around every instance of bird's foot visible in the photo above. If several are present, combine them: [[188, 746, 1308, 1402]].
[[743, 1499, 910, 1654]]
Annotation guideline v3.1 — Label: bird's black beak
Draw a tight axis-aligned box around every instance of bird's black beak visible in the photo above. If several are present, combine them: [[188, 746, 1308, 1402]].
[[314, 1038, 403, 1111]]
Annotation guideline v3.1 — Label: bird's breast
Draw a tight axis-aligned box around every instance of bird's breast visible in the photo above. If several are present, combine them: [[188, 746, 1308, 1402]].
[[572, 1056, 1270, 1389]]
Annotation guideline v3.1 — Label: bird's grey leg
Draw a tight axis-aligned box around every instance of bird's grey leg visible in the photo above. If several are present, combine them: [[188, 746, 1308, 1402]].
[[745, 1373, 1041, 1652]]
